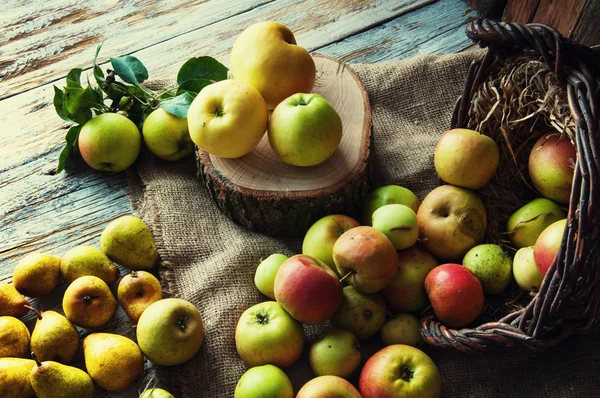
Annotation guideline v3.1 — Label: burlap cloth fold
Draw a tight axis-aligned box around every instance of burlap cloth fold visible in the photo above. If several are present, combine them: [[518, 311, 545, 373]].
[[128, 52, 600, 397]]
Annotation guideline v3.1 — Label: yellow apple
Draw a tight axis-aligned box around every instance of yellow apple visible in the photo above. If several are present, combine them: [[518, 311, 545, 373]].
[[187, 80, 268, 158], [230, 21, 316, 109]]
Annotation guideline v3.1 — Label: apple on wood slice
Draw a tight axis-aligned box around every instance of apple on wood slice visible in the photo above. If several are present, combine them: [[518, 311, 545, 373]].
[[297, 375, 362, 398], [533, 218, 567, 277], [197, 54, 371, 238]]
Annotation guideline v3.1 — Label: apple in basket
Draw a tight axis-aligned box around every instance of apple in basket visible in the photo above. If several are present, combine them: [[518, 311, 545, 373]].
[[506, 198, 566, 249], [297, 375, 362, 398], [513, 246, 544, 291], [533, 218, 567, 277], [462, 244, 512, 295]]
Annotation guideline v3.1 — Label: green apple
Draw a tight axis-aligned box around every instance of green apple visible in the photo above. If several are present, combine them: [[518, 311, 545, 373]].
[[462, 244, 512, 294], [372, 204, 419, 250], [361, 185, 419, 226], [302, 214, 360, 275], [268, 93, 342, 167], [234, 364, 293, 398], [142, 107, 194, 161], [380, 314, 422, 347], [507, 198, 566, 248], [434, 128, 499, 189], [513, 246, 543, 291], [359, 344, 441, 398], [309, 329, 361, 379], [235, 301, 304, 369], [297, 375, 362, 398], [139, 388, 174, 398], [78, 112, 141, 172], [254, 253, 288, 299], [330, 286, 386, 340], [136, 298, 204, 366]]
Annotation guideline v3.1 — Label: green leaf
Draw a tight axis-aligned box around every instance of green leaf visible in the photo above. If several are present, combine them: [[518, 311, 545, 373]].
[[53, 86, 71, 122], [160, 92, 194, 118], [64, 86, 94, 125], [110, 55, 149, 84], [93, 43, 105, 85], [56, 125, 82, 174], [66, 68, 82, 88], [177, 57, 228, 85], [176, 78, 211, 96]]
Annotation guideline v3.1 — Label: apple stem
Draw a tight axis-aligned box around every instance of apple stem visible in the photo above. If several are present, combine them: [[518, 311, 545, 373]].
[[25, 305, 42, 320], [339, 271, 355, 284]]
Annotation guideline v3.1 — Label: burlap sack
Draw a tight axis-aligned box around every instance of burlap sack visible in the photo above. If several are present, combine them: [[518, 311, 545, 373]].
[[128, 52, 600, 397]]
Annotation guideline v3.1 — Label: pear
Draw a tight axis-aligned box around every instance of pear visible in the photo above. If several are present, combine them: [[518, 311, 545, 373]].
[[0, 316, 30, 358], [13, 252, 61, 297], [30, 309, 79, 364], [101, 215, 159, 270], [117, 271, 162, 324], [137, 298, 204, 366], [62, 276, 117, 329], [30, 353, 95, 398], [0, 357, 36, 398], [83, 333, 144, 391], [140, 388, 175, 397], [60, 246, 120, 285], [0, 281, 30, 317]]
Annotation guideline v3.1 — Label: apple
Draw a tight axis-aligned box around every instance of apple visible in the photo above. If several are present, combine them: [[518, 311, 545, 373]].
[[254, 253, 288, 299], [533, 218, 567, 277], [513, 246, 544, 291], [462, 244, 512, 294], [380, 314, 423, 347], [235, 301, 304, 369], [361, 185, 420, 226], [309, 328, 361, 379], [302, 214, 360, 275], [142, 107, 194, 161], [274, 254, 342, 324], [359, 344, 441, 398], [230, 21, 316, 110], [140, 389, 174, 398], [187, 79, 268, 158], [234, 364, 294, 398], [434, 128, 499, 189], [333, 226, 398, 293], [381, 245, 438, 313], [372, 204, 419, 250], [268, 93, 342, 166], [297, 375, 362, 398], [417, 185, 487, 261], [506, 198, 566, 248], [330, 285, 386, 340], [529, 133, 576, 204], [78, 112, 141, 172], [425, 263, 484, 328]]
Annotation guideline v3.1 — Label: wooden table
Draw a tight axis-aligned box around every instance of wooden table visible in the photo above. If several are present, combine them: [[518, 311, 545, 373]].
[[1, 0, 478, 395]]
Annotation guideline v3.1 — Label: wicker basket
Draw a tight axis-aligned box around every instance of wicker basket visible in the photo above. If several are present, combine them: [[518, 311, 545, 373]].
[[421, 18, 600, 351]]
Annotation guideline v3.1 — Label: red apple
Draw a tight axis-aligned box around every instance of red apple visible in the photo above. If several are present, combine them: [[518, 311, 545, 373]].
[[359, 344, 441, 398], [529, 133, 576, 204], [274, 254, 342, 324], [381, 245, 438, 313], [533, 218, 567, 277], [333, 226, 398, 293], [417, 185, 487, 261], [297, 375, 362, 398], [425, 263, 484, 328]]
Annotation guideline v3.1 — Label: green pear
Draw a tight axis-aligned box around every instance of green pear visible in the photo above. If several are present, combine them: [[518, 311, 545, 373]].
[[137, 298, 204, 366], [0, 316, 30, 358], [30, 309, 80, 364], [62, 276, 117, 329], [101, 215, 159, 270], [30, 353, 94, 398], [0, 358, 36, 398], [83, 333, 144, 391], [60, 246, 120, 285], [0, 281, 30, 318], [117, 271, 163, 324], [140, 388, 175, 398], [13, 253, 61, 297]]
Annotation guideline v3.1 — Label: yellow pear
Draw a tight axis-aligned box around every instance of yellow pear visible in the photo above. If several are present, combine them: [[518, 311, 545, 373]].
[[30, 309, 80, 364], [230, 21, 316, 109], [61, 246, 120, 285], [62, 276, 117, 329], [0, 281, 30, 318], [100, 215, 159, 270], [30, 354, 95, 398], [13, 253, 61, 297], [83, 333, 144, 391], [0, 358, 36, 398], [0, 316, 30, 358], [117, 271, 162, 324]]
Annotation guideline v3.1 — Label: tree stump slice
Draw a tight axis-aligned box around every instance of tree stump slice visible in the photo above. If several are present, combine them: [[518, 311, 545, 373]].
[[196, 53, 372, 237]]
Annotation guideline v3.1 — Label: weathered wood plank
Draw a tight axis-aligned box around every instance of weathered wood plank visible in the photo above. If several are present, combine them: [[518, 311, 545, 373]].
[[531, 0, 587, 37], [572, 0, 600, 46], [503, 0, 540, 24]]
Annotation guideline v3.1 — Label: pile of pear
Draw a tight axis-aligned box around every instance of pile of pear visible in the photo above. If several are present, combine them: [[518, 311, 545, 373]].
[[0, 215, 202, 397]]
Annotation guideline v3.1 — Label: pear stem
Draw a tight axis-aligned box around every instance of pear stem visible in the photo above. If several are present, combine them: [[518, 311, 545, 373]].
[[25, 305, 42, 320], [339, 270, 355, 284], [31, 352, 42, 367]]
